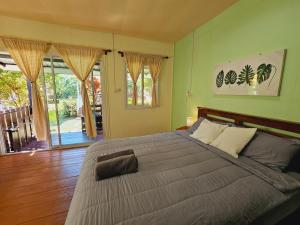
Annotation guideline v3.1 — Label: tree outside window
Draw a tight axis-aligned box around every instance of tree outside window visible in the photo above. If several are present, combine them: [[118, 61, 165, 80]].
[[126, 65, 155, 107], [0, 68, 29, 108]]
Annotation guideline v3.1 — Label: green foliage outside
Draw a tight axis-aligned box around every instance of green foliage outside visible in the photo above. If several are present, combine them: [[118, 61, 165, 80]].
[[0, 68, 29, 108], [48, 110, 57, 126], [44, 73, 77, 100], [44, 73, 79, 127], [62, 99, 77, 117], [143, 71, 153, 105], [126, 67, 153, 106]]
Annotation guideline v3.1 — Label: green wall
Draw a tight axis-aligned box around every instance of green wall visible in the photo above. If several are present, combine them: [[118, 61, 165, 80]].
[[172, 0, 300, 129]]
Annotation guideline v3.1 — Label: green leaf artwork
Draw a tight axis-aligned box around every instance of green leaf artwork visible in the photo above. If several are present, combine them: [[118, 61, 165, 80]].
[[237, 65, 255, 86], [216, 70, 224, 88], [257, 63, 273, 84], [224, 70, 237, 85]]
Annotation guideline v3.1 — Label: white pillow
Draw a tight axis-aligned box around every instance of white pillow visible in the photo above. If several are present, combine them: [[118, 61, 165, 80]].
[[190, 119, 228, 144], [210, 127, 257, 158]]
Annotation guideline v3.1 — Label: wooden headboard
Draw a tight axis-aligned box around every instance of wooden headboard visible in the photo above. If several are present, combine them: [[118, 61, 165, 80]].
[[197, 107, 300, 138]]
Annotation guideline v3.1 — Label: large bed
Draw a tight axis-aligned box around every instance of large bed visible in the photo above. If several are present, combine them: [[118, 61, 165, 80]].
[[65, 108, 300, 225]]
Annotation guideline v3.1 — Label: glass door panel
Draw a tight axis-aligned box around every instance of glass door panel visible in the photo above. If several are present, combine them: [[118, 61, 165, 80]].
[[55, 72, 88, 145], [42, 68, 59, 146], [43, 58, 60, 145], [88, 69, 103, 134], [43, 57, 103, 147]]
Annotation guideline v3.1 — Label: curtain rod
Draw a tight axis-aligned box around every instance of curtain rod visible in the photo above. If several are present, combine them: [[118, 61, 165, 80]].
[[117, 51, 169, 59], [1, 36, 168, 59], [0, 61, 100, 71], [0, 53, 101, 68], [104, 49, 112, 55], [0, 53, 101, 65]]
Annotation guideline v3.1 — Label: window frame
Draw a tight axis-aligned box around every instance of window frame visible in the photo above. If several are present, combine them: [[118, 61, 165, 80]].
[[125, 63, 158, 109]]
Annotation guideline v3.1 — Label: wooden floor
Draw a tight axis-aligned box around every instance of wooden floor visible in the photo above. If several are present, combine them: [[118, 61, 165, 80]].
[[0, 148, 87, 225], [1, 148, 299, 225]]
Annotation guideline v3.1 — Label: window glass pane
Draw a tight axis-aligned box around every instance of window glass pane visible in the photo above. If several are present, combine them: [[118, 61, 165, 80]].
[[87, 66, 102, 134], [49, 59, 83, 145], [127, 73, 134, 105], [127, 71, 142, 105], [43, 70, 59, 145], [136, 74, 143, 105], [92, 69, 102, 106], [126, 65, 155, 107], [87, 65, 101, 106], [143, 65, 153, 106]]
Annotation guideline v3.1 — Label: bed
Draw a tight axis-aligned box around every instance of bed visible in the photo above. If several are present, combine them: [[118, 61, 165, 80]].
[[65, 107, 300, 225]]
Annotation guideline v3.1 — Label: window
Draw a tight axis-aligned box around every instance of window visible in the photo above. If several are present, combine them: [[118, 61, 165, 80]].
[[126, 65, 156, 107]]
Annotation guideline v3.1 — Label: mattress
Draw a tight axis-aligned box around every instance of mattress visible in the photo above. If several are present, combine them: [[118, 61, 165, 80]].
[[65, 131, 300, 225]]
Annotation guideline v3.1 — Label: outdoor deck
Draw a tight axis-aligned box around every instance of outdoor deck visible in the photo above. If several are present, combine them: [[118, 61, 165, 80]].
[[1, 106, 103, 153], [0, 106, 33, 153], [51, 131, 103, 146], [21, 132, 103, 151]]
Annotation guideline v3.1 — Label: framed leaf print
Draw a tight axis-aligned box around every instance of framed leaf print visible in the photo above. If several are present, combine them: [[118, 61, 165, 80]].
[[213, 49, 286, 96]]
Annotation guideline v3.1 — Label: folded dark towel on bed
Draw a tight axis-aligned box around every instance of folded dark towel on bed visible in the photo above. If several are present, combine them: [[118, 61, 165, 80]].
[[96, 149, 134, 162], [95, 154, 138, 180]]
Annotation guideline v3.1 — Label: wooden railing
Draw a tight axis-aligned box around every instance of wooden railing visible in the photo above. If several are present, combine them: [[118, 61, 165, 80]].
[[0, 105, 33, 153]]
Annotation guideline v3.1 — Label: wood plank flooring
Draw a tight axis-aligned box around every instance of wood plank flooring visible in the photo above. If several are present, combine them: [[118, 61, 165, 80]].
[[1, 148, 299, 225], [0, 148, 86, 225]]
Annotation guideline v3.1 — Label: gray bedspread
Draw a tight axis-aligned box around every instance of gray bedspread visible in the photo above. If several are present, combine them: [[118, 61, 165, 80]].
[[65, 131, 300, 225]]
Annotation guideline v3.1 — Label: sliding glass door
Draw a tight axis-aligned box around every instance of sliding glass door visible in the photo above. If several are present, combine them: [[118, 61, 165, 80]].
[[42, 57, 103, 147]]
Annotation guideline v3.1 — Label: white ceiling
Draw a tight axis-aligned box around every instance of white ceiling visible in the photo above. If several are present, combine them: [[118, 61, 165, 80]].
[[0, 0, 238, 42]]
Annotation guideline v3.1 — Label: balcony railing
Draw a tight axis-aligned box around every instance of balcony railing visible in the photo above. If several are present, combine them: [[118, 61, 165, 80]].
[[0, 105, 33, 153]]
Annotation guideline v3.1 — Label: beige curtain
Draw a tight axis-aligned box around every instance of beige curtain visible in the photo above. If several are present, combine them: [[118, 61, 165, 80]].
[[55, 44, 103, 138], [2, 38, 49, 141], [146, 56, 162, 106], [124, 52, 144, 105]]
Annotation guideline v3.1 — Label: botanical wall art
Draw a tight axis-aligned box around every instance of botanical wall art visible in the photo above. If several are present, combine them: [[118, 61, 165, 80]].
[[213, 49, 286, 96]]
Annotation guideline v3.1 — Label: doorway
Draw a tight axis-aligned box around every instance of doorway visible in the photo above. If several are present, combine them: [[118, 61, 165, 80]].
[[42, 57, 103, 148], [0, 51, 49, 153]]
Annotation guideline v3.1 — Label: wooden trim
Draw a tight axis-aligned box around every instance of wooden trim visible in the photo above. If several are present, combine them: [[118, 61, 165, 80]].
[[176, 126, 190, 131], [197, 107, 300, 138]]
